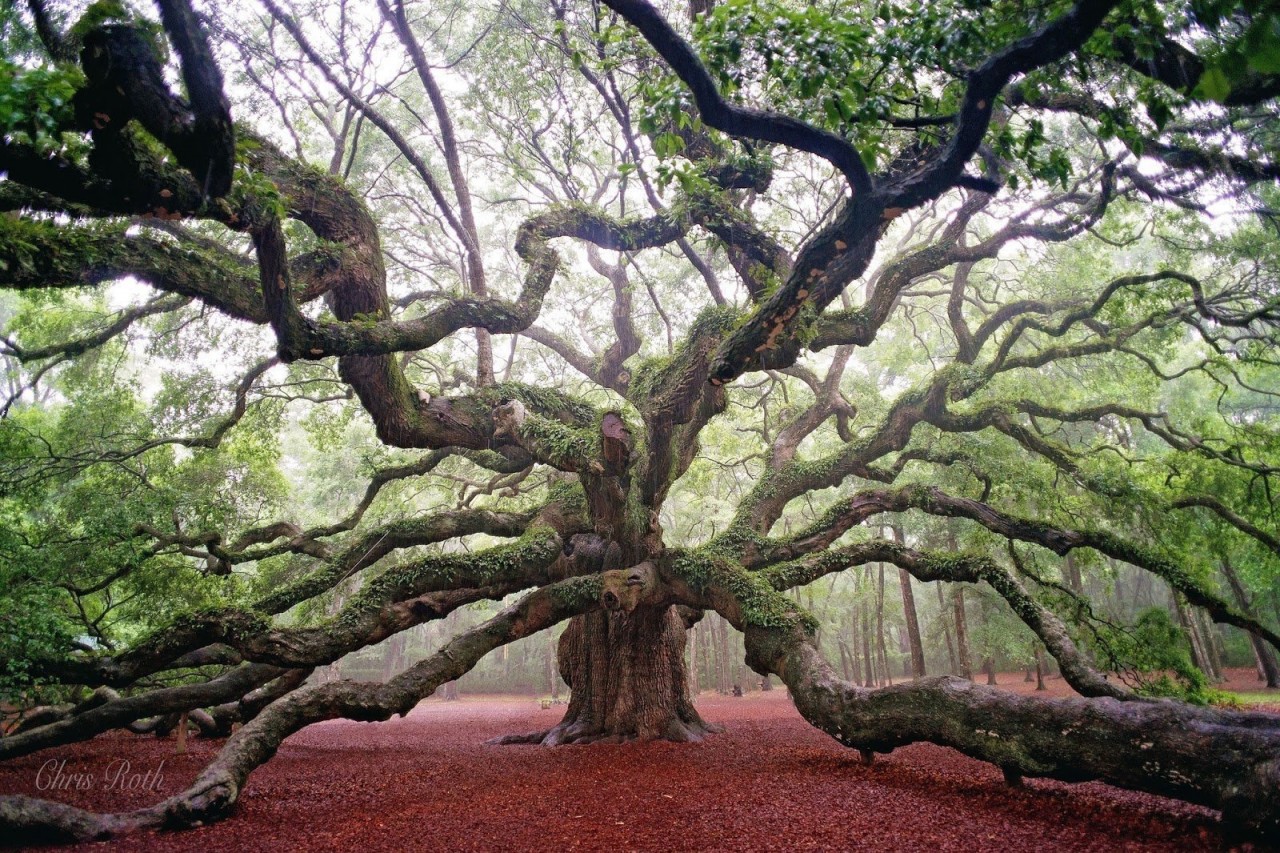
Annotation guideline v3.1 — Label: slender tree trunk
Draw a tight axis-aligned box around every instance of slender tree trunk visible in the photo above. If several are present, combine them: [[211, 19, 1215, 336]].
[[381, 632, 407, 682], [548, 630, 560, 700], [983, 656, 998, 686], [952, 586, 973, 681], [705, 618, 715, 691], [937, 582, 958, 675], [860, 602, 876, 688], [897, 625, 911, 678], [699, 619, 710, 694], [893, 529, 926, 679], [688, 0, 715, 20], [845, 626, 862, 686], [900, 574, 926, 678], [1199, 609, 1227, 683], [688, 618, 700, 696], [1255, 642, 1279, 685], [1133, 565, 1156, 610], [1063, 552, 1084, 595], [716, 614, 731, 694], [837, 639, 853, 681], [1221, 558, 1280, 687], [1034, 646, 1047, 690], [1174, 594, 1217, 681], [876, 564, 891, 686], [705, 617, 717, 693]]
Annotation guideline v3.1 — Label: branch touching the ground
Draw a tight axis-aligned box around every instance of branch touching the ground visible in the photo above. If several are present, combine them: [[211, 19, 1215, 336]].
[[0, 574, 606, 842], [661, 563, 1280, 845], [771, 639, 1280, 844], [0, 665, 283, 761]]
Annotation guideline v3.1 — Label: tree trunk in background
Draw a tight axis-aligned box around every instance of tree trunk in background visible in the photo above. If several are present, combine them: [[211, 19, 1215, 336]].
[[688, 0, 715, 21], [937, 583, 958, 675], [860, 602, 876, 687], [1221, 558, 1280, 688], [715, 615, 731, 694], [688, 618, 700, 696], [1198, 609, 1227, 683], [1132, 566, 1155, 611], [496, 606, 718, 744], [899, 568, 926, 679], [897, 625, 911, 678], [1034, 646, 1047, 690], [855, 608, 866, 685], [548, 630, 560, 700], [876, 564, 891, 686], [1063, 552, 1084, 595], [706, 618, 716, 691], [1255, 642, 1279, 686], [1174, 594, 1219, 682], [892, 524, 926, 679], [983, 656, 998, 685], [953, 586, 973, 681], [381, 632, 407, 682]]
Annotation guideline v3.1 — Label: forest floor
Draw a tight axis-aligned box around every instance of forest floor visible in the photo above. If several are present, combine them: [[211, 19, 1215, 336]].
[[2, 668, 1277, 852]]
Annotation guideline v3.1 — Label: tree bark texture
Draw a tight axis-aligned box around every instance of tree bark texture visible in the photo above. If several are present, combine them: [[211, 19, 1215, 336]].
[[494, 605, 719, 744], [733, 618, 1280, 846]]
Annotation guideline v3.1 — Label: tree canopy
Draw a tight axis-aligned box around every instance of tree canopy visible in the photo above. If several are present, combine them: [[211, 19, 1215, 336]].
[[1, 0, 1279, 844]]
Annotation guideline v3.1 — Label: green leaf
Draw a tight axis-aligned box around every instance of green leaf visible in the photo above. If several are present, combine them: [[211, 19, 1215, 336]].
[[1193, 66, 1232, 103], [1244, 15, 1280, 74]]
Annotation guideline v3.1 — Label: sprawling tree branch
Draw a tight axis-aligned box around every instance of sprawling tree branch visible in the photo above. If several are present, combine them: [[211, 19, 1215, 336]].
[[0, 574, 607, 841]]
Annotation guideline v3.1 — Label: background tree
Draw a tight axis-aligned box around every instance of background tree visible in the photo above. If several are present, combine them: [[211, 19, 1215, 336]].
[[1, 0, 1280, 843]]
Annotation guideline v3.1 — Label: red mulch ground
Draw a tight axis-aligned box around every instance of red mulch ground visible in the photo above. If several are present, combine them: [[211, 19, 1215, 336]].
[[2, 669, 1277, 852]]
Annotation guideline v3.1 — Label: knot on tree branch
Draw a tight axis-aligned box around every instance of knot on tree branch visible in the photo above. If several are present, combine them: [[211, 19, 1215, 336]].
[[600, 562, 664, 613], [491, 399, 527, 441]]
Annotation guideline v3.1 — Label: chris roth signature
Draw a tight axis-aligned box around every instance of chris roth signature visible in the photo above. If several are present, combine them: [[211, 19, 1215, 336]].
[[35, 758, 166, 793]]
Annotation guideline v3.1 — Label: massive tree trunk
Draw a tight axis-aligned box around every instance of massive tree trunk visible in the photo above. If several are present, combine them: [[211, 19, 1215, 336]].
[[493, 605, 720, 744]]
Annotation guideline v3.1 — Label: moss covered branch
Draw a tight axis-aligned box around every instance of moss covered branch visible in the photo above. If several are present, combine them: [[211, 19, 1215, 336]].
[[0, 574, 607, 842]]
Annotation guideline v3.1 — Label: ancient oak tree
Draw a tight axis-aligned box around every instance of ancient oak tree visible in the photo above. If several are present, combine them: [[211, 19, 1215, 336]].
[[1, 0, 1279, 844]]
